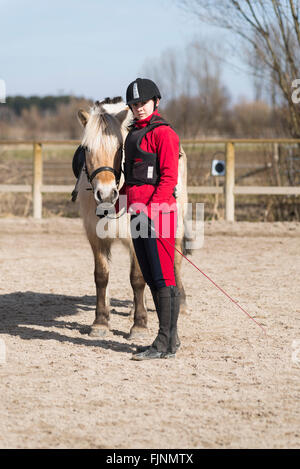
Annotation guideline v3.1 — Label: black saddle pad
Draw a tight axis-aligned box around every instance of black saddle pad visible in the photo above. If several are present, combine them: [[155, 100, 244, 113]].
[[72, 145, 86, 179]]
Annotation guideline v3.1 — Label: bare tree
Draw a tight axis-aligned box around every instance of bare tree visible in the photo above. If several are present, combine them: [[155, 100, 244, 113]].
[[178, 0, 300, 137], [142, 38, 231, 137]]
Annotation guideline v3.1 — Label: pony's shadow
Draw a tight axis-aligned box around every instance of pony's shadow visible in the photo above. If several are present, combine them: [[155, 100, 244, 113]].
[[0, 291, 140, 354]]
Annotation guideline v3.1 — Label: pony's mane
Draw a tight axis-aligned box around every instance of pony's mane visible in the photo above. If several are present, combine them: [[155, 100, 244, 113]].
[[82, 98, 126, 153], [99, 96, 123, 105], [100, 97, 129, 116]]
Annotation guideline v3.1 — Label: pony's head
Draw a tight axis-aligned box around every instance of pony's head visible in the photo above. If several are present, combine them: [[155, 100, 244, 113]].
[[78, 97, 132, 206]]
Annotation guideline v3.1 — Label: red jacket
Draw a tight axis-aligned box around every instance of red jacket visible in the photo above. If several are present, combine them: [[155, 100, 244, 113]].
[[118, 111, 179, 218]]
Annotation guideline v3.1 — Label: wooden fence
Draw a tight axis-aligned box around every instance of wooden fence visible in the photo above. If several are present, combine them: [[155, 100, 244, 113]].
[[1, 138, 300, 221]]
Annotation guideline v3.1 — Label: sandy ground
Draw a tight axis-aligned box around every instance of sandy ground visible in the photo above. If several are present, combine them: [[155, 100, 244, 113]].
[[0, 217, 300, 449]]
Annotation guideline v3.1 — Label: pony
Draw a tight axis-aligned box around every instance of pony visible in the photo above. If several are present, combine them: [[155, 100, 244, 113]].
[[76, 97, 189, 338]]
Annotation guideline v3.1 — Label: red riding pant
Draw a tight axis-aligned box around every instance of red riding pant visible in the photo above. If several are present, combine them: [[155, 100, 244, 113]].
[[130, 211, 177, 289]]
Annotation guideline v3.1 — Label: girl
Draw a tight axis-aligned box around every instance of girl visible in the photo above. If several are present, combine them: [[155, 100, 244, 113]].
[[121, 78, 181, 360]]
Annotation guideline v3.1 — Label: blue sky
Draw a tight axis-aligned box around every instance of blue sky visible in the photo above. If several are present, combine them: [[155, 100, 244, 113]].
[[0, 0, 253, 102]]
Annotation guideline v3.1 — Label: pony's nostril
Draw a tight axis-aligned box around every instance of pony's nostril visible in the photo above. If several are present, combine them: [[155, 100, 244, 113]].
[[96, 190, 102, 202], [112, 189, 118, 200]]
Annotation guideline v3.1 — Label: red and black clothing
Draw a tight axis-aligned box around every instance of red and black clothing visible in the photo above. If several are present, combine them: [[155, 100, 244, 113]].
[[120, 110, 179, 289]]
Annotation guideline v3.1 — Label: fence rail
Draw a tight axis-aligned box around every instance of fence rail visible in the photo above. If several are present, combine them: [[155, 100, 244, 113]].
[[1, 139, 300, 220]]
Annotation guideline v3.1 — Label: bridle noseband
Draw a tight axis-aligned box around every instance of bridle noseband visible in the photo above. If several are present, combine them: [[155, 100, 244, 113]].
[[86, 165, 121, 185], [84, 145, 123, 190]]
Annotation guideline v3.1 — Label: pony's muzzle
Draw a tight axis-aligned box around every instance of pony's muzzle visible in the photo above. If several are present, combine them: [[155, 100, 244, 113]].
[[96, 202, 116, 218], [94, 186, 119, 205]]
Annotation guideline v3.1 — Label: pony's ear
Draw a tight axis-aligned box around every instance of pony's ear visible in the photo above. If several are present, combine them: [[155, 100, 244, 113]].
[[115, 107, 130, 125], [77, 109, 90, 127]]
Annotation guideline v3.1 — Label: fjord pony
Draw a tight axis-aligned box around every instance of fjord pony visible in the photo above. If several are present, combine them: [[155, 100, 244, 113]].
[[77, 98, 189, 338]]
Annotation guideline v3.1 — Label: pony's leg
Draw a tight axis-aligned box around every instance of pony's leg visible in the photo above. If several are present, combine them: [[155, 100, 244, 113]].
[[128, 252, 149, 339], [174, 237, 188, 314], [89, 249, 110, 337]]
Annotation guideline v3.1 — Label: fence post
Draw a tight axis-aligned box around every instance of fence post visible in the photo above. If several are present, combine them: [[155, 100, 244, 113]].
[[225, 141, 235, 221], [272, 142, 281, 185], [33, 142, 43, 219]]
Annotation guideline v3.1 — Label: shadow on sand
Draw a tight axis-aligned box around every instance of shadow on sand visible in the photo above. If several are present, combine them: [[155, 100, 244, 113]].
[[0, 291, 149, 354]]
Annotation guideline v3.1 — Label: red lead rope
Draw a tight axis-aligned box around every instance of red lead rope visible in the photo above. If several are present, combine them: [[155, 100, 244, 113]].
[[151, 222, 267, 336], [173, 244, 267, 335]]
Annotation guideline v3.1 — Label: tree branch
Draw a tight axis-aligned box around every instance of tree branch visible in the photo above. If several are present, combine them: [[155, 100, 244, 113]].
[[272, 0, 298, 77], [289, 0, 300, 46]]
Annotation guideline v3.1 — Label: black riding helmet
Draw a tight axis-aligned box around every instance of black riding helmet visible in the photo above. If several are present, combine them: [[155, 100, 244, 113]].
[[126, 78, 161, 108]]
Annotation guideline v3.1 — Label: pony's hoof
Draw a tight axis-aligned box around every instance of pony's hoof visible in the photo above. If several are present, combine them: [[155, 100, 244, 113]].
[[89, 325, 109, 337], [128, 326, 149, 340]]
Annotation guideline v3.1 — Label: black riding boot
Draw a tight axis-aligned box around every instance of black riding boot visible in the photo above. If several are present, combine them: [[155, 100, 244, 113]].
[[164, 285, 181, 358], [150, 286, 159, 311], [132, 286, 172, 360], [135, 286, 181, 354]]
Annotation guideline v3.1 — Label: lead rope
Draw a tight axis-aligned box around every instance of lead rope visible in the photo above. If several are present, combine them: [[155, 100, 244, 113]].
[[148, 221, 267, 336]]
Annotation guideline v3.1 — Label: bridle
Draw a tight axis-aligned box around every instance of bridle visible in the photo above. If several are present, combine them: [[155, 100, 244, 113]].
[[86, 165, 120, 185], [83, 145, 126, 219], [84, 145, 123, 191], [71, 144, 124, 205]]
